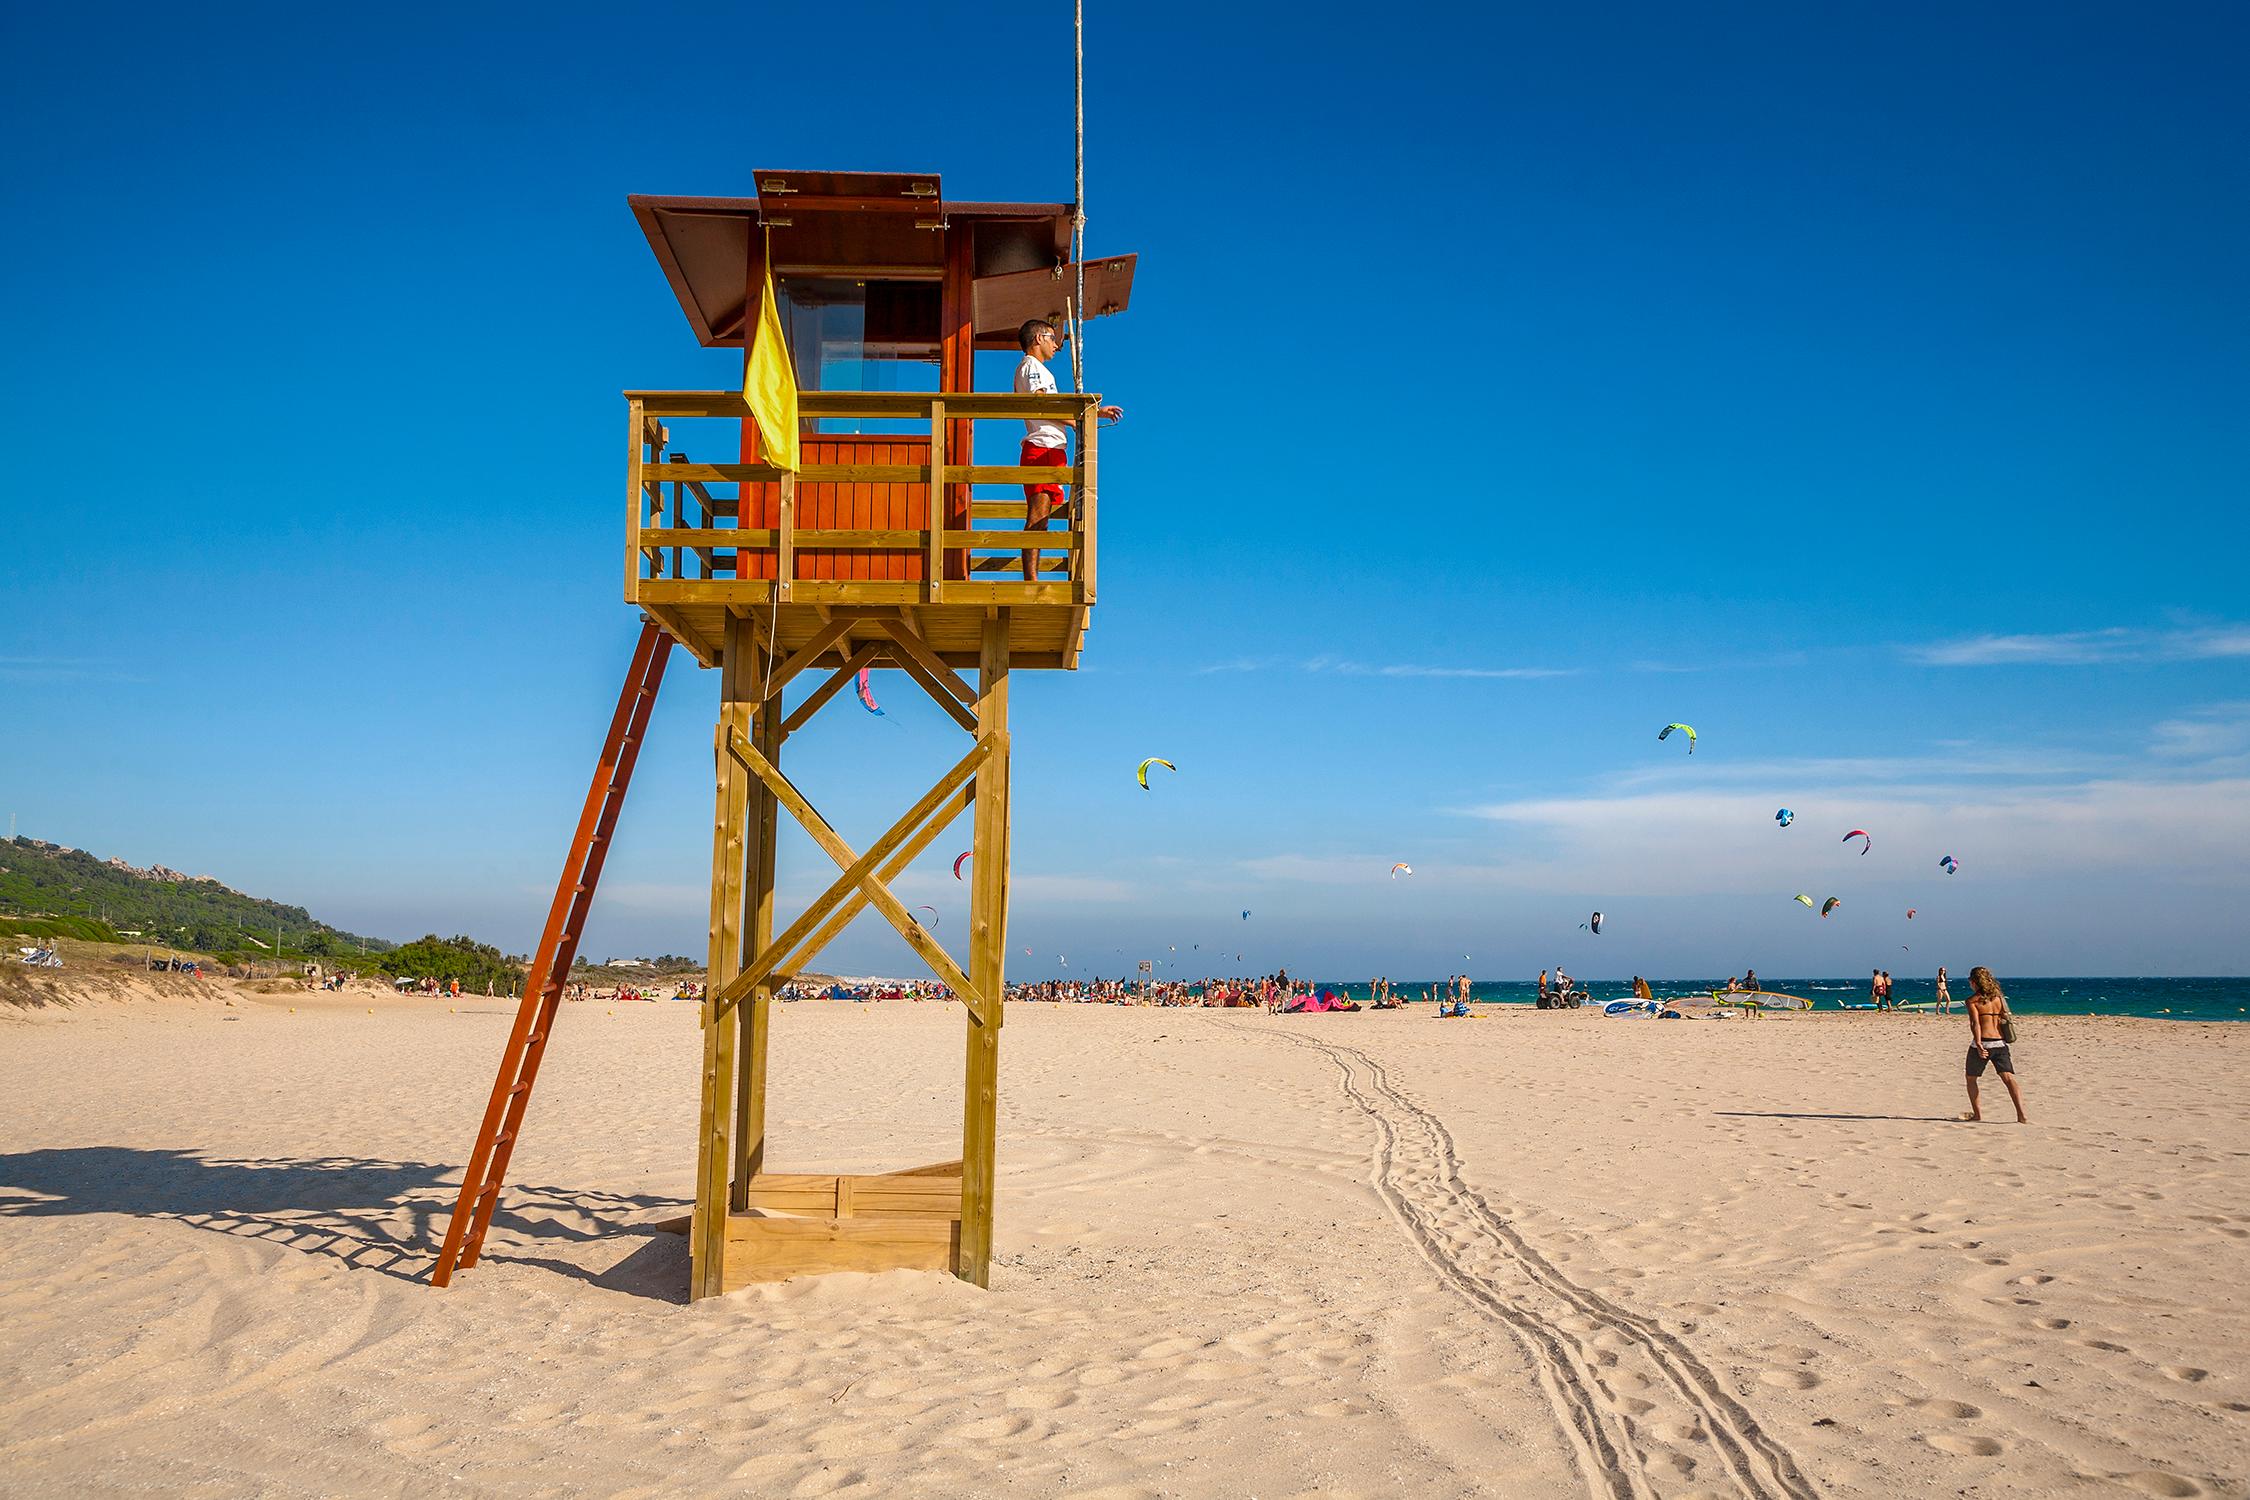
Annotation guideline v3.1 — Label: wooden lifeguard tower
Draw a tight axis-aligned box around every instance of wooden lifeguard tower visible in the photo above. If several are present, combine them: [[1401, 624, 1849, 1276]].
[[429, 170, 1133, 1299]]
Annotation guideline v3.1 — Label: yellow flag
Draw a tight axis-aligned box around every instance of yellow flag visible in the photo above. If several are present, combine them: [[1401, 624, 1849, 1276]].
[[742, 270, 799, 472]]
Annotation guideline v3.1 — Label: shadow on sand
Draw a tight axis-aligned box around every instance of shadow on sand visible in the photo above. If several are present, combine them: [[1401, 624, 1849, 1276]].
[[0, 1146, 688, 1300]]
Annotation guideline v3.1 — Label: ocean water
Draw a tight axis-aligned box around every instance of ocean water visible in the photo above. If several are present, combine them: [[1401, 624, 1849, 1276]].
[[1310, 978, 2248, 1023]]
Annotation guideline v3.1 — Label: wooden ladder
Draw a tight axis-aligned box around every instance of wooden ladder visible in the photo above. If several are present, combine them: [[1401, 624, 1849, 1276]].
[[430, 619, 675, 1287]]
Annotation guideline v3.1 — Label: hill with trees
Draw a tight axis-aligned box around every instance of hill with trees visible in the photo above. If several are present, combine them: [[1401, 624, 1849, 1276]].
[[0, 836, 527, 986]]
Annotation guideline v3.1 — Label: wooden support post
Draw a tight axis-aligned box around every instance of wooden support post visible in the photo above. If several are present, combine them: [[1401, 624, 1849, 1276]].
[[624, 398, 647, 600], [1077, 400, 1098, 603], [960, 610, 1011, 1287], [692, 613, 755, 1300], [732, 686, 781, 1210], [776, 473, 796, 602], [925, 399, 945, 603]]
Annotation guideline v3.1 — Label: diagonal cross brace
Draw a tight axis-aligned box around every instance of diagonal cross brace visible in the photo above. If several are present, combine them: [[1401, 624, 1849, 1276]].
[[760, 617, 856, 704], [885, 649, 978, 734], [877, 617, 975, 705], [764, 783, 973, 989], [783, 641, 884, 738], [719, 730, 992, 1020]]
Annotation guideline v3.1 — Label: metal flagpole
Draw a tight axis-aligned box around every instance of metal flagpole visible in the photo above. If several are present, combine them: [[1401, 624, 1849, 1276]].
[[1071, 0, 1086, 393]]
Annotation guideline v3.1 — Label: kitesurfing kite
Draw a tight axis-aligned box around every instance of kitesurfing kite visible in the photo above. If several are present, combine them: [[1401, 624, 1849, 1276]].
[[1906, 908, 1916, 919], [952, 851, 972, 880], [854, 668, 882, 715], [1776, 808, 1794, 827], [1659, 722, 1697, 754], [1842, 828, 1871, 856], [1584, 911, 1604, 935], [1793, 893, 1815, 908], [1821, 897, 1841, 917], [1241, 910, 1251, 921], [1136, 757, 1176, 790], [1390, 863, 1413, 878], [1940, 855, 1959, 875], [912, 905, 939, 928]]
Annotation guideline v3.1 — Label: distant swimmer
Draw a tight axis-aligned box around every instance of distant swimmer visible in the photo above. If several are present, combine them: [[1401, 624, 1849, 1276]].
[[1959, 966, 2028, 1124]]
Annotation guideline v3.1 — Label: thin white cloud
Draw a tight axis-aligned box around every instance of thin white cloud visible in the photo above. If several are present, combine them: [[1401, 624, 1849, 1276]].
[[1625, 651, 1812, 674], [1909, 623, 2250, 667], [596, 881, 709, 910], [0, 655, 147, 684], [1014, 873, 1139, 903], [2150, 702, 2250, 761], [1197, 655, 1570, 679], [1459, 777, 2250, 895], [1302, 655, 1571, 681], [1604, 747, 2120, 792], [1237, 852, 1408, 885]]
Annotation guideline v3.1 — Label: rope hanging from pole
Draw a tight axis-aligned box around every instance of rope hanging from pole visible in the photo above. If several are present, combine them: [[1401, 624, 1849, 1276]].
[[1071, 0, 1086, 394]]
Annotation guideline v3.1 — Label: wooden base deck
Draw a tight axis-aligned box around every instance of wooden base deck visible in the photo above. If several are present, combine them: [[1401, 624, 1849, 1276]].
[[637, 597, 1087, 672], [661, 1162, 966, 1290]]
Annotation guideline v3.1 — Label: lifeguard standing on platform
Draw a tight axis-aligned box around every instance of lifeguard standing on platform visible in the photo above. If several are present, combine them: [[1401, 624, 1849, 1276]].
[[1014, 318, 1120, 579]]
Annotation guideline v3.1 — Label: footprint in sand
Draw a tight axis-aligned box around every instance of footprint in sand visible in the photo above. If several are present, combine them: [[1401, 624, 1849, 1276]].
[[950, 1414, 1030, 1441], [2082, 1339, 2130, 1354], [2120, 1472, 2205, 1497], [1135, 1336, 1201, 1361], [789, 1468, 865, 1498], [2034, 1317, 2074, 1330], [2010, 1273, 2055, 1286], [1906, 1398, 1982, 1419], [2159, 1366, 2209, 1384], [1758, 1369, 1820, 1391], [1926, 1433, 2005, 1456]]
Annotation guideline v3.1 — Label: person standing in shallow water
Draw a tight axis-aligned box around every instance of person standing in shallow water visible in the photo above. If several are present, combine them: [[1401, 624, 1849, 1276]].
[[1960, 966, 2029, 1123]]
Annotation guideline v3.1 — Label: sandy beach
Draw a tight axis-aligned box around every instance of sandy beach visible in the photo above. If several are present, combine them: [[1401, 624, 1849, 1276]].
[[2, 981, 2244, 1498]]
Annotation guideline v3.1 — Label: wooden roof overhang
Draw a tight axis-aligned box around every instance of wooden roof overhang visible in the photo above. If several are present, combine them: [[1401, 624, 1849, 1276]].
[[632, 170, 1133, 351]]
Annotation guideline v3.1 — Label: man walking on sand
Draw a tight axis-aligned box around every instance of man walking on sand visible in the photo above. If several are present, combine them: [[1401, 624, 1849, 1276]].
[[1013, 319, 1121, 580], [1961, 965, 2028, 1123]]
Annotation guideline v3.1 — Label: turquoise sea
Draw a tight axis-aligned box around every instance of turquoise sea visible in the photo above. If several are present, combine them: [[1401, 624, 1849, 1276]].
[[1311, 977, 2248, 1022]]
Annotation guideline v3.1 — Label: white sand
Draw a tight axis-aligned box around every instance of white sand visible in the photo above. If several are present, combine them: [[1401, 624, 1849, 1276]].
[[1, 982, 2244, 1498]]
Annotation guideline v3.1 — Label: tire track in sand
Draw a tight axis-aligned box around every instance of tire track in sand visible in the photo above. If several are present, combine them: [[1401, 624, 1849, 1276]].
[[1243, 1024, 1819, 1500]]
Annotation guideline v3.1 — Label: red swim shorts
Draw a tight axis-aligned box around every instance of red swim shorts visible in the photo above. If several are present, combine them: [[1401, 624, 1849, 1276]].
[[1020, 439, 1068, 504]]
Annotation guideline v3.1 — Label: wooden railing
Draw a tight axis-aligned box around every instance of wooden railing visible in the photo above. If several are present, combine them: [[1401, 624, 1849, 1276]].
[[625, 390, 1100, 606]]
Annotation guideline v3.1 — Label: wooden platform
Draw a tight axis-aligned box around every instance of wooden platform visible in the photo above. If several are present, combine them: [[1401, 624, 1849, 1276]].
[[633, 599, 1085, 672], [626, 390, 1098, 672], [661, 1162, 965, 1289]]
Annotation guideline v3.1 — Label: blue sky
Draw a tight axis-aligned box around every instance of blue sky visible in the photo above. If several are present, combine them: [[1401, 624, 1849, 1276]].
[[3, 1, 2245, 978]]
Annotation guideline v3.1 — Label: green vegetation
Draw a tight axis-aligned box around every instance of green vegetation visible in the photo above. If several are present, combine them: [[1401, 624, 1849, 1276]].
[[0, 913, 121, 944], [379, 934, 525, 992], [0, 836, 394, 958]]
